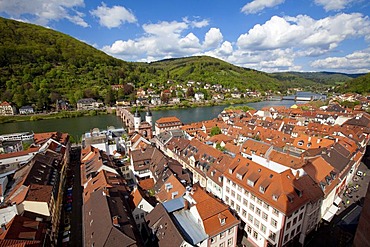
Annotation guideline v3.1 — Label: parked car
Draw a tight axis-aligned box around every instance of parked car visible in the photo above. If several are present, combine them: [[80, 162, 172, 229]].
[[62, 236, 70, 243], [64, 217, 70, 225], [64, 224, 71, 231], [357, 170, 364, 177], [63, 231, 70, 237], [65, 206, 72, 212], [66, 199, 72, 204]]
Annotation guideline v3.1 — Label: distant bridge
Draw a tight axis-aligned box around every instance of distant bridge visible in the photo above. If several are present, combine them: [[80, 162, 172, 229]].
[[116, 107, 134, 129]]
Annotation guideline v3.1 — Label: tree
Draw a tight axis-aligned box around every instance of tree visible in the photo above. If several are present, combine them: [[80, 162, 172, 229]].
[[210, 126, 221, 136], [186, 86, 195, 98]]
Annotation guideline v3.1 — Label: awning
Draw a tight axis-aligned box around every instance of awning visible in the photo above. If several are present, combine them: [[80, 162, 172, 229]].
[[322, 204, 339, 222], [334, 197, 342, 206]]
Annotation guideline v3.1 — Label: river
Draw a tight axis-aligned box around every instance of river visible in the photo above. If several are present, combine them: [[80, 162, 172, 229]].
[[0, 100, 300, 138]]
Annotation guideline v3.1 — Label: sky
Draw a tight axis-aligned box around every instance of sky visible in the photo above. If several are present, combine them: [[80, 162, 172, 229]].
[[0, 0, 370, 73]]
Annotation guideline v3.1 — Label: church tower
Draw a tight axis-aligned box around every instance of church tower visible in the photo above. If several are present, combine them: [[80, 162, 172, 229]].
[[145, 107, 153, 127], [134, 109, 141, 132]]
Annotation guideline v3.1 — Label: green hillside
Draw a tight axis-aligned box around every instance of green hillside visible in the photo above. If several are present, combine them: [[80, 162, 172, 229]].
[[145, 56, 282, 91], [1, 16, 361, 111], [339, 73, 370, 94]]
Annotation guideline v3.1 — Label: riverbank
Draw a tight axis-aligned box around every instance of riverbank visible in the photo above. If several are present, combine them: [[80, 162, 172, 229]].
[[0, 109, 109, 124], [0, 97, 262, 124], [134, 97, 262, 112]]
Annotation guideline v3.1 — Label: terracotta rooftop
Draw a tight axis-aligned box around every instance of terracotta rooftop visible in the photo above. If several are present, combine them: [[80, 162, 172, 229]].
[[225, 155, 317, 216]]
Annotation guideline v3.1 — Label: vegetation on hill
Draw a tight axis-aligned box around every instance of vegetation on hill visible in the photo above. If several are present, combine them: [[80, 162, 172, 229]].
[[339, 73, 370, 94], [146, 56, 281, 91], [0, 17, 366, 112]]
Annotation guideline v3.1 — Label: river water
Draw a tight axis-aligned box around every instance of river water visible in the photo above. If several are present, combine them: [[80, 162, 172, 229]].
[[0, 100, 300, 138]]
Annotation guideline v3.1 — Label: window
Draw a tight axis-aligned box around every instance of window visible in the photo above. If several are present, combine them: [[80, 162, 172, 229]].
[[227, 238, 233, 246], [225, 196, 229, 203], [220, 231, 226, 239], [237, 185, 242, 192], [253, 231, 258, 239], [256, 208, 261, 216], [247, 226, 252, 234], [242, 209, 247, 218], [219, 243, 224, 247], [271, 218, 277, 228], [243, 199, 248, 207], [263, 203, 270, 210], [257, 198, 263, 205], [231, 190, 235, 198], [261, 224, 266, 233], [232, 182, 236, 188], [226, 186, 230, 193], [299, 212, 303, 221], [296, 225, 301, 232], [290, 229, 295, 238], [286, 221, 291, 230], [269, 231, 276, 241], [262, 212, 268, 221], [244, 189, 249, 196], [293, 217, 297, 225], [236, 204, 241, 213], [251, 194, 256, 201], [273, 208, 279, 216], [237, 194, 241, 202], [211, 237, 216, 243], [254, 219, 260, 228], [284, 234, 289, 243], [248, 214, 253, 223], [249, 203, 255, 211], [228, 228, 234, 235], [230, 200, 235, 207]]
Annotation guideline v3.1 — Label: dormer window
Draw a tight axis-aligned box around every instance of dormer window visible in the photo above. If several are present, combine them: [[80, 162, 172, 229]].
[[259, 186, 265, 194], [247, 179, 255, 187], [272, 194, 279, 201], [236, 173, 243, 180], [229, 168, 233, 174]]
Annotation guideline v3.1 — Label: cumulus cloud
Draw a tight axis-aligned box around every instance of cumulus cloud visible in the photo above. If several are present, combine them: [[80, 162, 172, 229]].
[[0, 0, 89, 27], [183, 17, 209, 28], [90, 2, 136, 28], [314, 0, 359, 11], [103, 13, 370, 73], [241, 0, 285, 14], [237, 13, 370, 51], [310, 49, 370, 73], [102, 18, 212, 62], [203, 28, 223, 49]]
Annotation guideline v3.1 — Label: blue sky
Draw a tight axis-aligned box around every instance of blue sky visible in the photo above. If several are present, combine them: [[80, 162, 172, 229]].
[[1, 0, 369, 73]]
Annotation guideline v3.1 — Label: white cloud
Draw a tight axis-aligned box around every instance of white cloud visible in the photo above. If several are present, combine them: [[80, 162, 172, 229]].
[[310, 49, 370, 73], [90, 2, 136, 28], [241, 0, 285, 14], [102, 18, 211, 62], [183, 17, 209, 28], [0, 0, 88, 27], [203, 28, 223, 49], [103, 13, 370, 73], [237, 13, 370, 52], [314, 0, 359, 11]]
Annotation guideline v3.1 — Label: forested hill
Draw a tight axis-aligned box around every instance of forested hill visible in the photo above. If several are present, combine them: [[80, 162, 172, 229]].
[[1, 17, 364, 111], [339, 73, 370, 93], [0, 17, 136, 109]]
